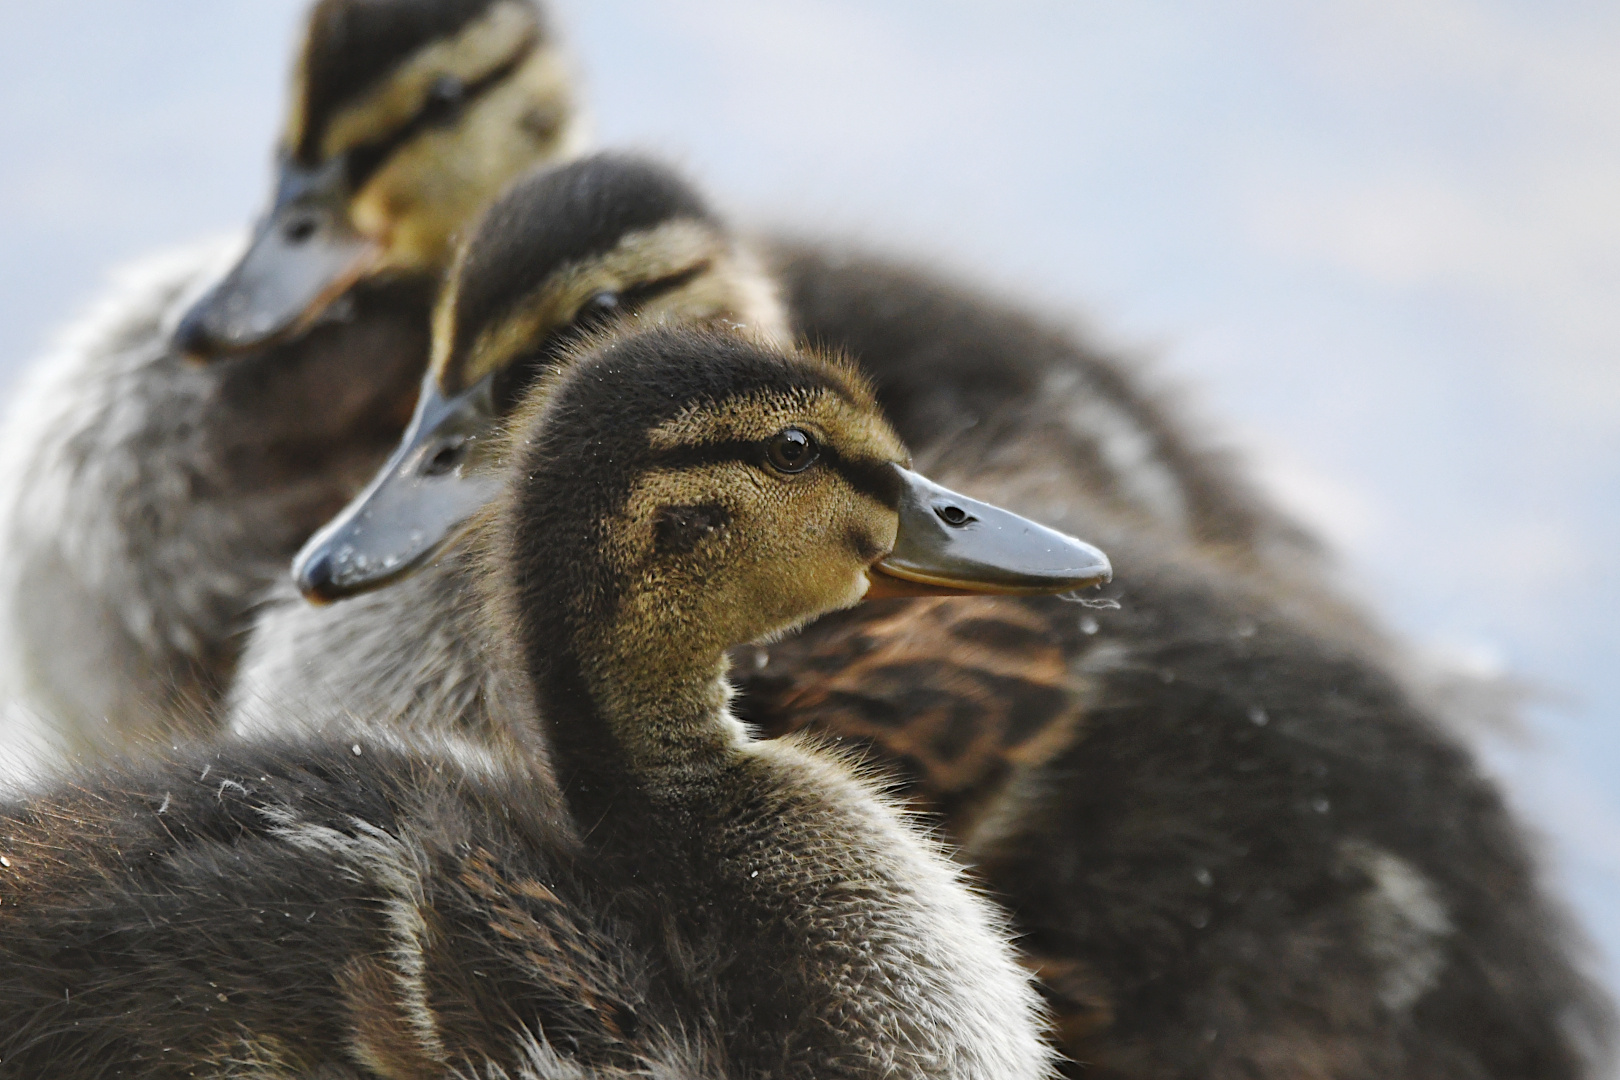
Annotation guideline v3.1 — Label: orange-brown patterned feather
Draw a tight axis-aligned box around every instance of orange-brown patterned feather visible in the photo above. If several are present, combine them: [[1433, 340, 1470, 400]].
[[736, 596, 1083, 833]]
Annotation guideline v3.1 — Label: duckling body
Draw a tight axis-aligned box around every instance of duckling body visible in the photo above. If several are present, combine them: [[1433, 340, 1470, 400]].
[[2, 325, 1060, 1079], [741, 534, 1612, 1078], [0, 253, 432, 756], [231, 155, 1611, 1078], [0, 0, 581, 759], [229, 535, 526, 747]]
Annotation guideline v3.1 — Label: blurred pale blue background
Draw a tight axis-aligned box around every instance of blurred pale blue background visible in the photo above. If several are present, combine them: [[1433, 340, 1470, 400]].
[[1, 0, 1615, 999]]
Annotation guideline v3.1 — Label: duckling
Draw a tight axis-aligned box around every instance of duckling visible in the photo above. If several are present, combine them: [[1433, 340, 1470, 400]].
[[232, 154, 1614, 1078], [0, 0, 583, 759], [1, 323, 1097, 1079], [748, 532, 1614, 1079]]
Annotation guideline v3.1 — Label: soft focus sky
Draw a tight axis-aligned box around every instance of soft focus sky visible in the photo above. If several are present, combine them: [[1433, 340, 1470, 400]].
[[1, 0, 1616, 997]]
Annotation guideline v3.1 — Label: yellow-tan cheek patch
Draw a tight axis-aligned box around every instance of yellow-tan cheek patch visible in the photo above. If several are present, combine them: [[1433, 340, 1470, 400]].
[[316, 0, 541, 162], [602, 462, 761, 580], [600, 459, 896, 647], [633, 243, 789, 348]]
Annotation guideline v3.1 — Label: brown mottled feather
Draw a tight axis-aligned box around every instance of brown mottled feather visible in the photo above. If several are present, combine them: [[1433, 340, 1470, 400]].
[[737, 596, 1082, 831]]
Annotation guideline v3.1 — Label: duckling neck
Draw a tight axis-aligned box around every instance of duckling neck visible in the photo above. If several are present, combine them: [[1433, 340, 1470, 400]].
[[529, 622, 743, 829]]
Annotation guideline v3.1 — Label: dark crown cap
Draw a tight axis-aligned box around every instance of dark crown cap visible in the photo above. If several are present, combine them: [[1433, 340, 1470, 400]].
[[509, 327, 864, 518], [293, 0, 542, 164], [450, 153, 719, 360], [546, 326, 854, 441]]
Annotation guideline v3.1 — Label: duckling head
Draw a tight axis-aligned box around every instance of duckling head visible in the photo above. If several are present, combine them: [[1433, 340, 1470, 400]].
[[175, 0, 583, 358], [487, 325, 1112, 731], [293, 152, 787, 600]]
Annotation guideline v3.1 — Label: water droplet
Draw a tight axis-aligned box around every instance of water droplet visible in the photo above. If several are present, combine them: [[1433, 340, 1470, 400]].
[[1248, 706, 1268, 726], [1080, 616, 1099, 635], [1194, 867, 1212, 886], [1060, 592, 1121, 609], [1312, 797, 1330, 813], [351, 744, 363, 756]]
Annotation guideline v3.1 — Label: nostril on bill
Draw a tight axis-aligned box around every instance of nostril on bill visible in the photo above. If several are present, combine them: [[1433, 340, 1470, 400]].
[[282, 217, 318, 244], [934, 504, 976, 527], [422, 439, 468, 477]]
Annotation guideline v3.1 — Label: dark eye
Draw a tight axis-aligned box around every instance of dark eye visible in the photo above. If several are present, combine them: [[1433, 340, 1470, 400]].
[[282, 216, 318, 245], [581, 291, 620, 324], [569, 292, 622, 335], [765, 428, 818, 474], [425, 75, 466, 120]]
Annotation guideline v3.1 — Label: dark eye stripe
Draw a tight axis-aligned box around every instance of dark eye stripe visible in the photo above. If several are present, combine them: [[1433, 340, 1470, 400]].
[[614, 260, 711, 312], [648, 439, 900, 508], [448, 261, 714, 405], [344, 29, 540, 191], [833, 455, 902, 508]]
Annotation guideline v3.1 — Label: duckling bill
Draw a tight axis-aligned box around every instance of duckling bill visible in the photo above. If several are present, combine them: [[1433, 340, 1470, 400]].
[[302, 409, 1111, 602], [870, 467, 1110, 596]]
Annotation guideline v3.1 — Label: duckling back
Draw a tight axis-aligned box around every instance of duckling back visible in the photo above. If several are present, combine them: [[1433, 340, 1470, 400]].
[[961, 544, 1612, 1078], [0, 735, 726, 1078]]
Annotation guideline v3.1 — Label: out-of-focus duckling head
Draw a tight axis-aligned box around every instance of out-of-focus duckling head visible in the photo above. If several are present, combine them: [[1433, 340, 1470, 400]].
[[293, 152, 788, 600], [175, 0, 584, 359]]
